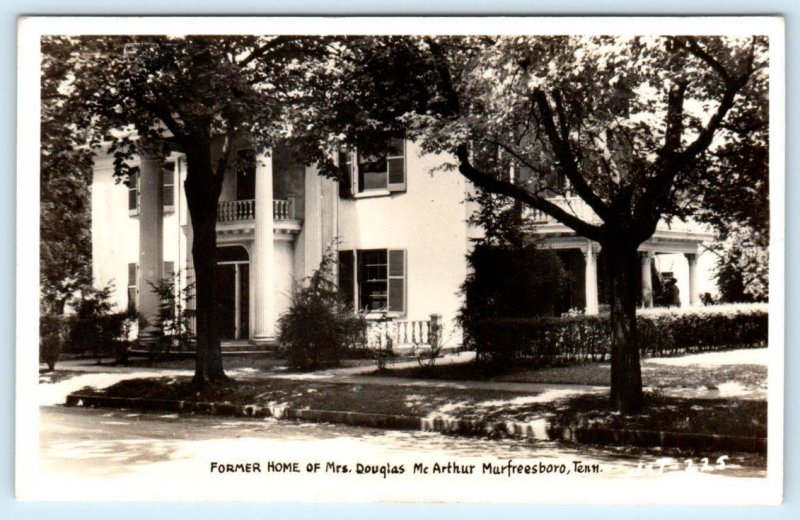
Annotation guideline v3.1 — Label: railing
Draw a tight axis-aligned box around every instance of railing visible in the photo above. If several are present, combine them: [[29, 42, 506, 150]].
[[273, 199, 295, 220], [527, 196, 599, 225], [217, 199, 255, 222], [527, 196, 698, 234], [216, 198, 296, 223], [365, 314, 441, 350]]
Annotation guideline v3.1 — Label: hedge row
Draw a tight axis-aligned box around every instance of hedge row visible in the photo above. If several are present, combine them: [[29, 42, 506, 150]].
[[470, 305, 768, 364]]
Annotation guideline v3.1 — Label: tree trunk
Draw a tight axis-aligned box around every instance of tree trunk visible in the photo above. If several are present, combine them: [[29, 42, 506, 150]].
[[184, 144, 227, 385], [603, 239, 644, 413]]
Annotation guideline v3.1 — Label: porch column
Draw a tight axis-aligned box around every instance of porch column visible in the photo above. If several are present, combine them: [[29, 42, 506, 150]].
[[640, 251, 654, 308], [583, 242, 600, 315], [685, 252, 699, 306], [137, 143, 164, 343], [253, 150, 275, 344]]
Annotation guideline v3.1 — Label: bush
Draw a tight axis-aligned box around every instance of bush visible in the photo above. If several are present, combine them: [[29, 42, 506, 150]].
[[66, 312, 131, 356], [39, 315, 68, 370], [56, 283, 135, 359], [472, 304, 768, 365], [459, 243, 564, 349], [277, 248, 367, 370]]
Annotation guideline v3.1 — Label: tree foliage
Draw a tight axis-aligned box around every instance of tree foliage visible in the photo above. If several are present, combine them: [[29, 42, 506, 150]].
[[40, 38, 94, 314], [44, 35, 334, 383], [290, 35, 768, 412]]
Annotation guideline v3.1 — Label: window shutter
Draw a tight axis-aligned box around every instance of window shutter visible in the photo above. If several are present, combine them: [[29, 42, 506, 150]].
[[337, 250, 355, 310], [387, 138, 406, 193], [387, 249, 406, 314], [338, 151, 354, 198]]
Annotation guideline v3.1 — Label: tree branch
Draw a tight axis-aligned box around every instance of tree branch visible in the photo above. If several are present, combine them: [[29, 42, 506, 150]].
[[455, 144, 603, 241], [532, 89, 611, 221], [237, 36, 297, 68]]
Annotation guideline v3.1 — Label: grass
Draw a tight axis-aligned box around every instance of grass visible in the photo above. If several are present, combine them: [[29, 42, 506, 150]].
[[549, 394, 767, 439], [74, 376, 766, 439], [369, 359, 767, 392], [76, 376, 541, 419]]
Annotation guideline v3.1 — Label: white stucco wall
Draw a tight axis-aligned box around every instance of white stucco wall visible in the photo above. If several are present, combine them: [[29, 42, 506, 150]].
[[91, 152, 187, 313], [336, 142, 472, 342]]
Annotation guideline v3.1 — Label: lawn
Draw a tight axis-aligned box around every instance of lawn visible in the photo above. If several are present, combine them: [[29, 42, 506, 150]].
[[72, 375, 767, 440], [368, 349, 767, 395]]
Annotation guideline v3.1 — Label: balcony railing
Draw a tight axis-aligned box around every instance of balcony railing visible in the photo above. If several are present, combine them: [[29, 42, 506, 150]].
[[216, 198, 296, 223], [218, 199, 256, 222], [527, 196, 699, 234], [273, 199, 294, 220], [528, 196, 599, 225]]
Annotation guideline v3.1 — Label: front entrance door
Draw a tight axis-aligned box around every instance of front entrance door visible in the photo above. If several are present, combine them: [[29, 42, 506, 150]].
[[214, 246, 250, 340]]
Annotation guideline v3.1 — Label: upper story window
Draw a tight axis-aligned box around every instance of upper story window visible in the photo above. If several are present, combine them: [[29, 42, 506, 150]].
[[338, 138, 406, 198], [127, 173, 139, 214], [162, 161, 175, 211], [236, 149, 256, 201], [127, 160, 177, 216]]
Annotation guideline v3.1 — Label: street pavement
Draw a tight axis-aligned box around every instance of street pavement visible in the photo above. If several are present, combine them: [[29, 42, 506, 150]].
[[27, 350, 771, 502], [31, 404, 767, 502]]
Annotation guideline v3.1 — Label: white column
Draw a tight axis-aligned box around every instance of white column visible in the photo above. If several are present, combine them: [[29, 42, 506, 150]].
[[641, 251, 654, 308], [685, 252, 699, 306], [583, 242, 600, 315], [253, 150, 275, 344], [303, 164, 323, 278], [137, 145, 163, 343]]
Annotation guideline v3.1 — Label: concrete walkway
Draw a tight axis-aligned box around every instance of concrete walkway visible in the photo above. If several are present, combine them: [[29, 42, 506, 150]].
[[44, 347, 767, 403]]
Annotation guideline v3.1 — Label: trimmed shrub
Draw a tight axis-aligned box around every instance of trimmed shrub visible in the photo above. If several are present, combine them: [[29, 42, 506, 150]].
[[472, 304, 768, 364]]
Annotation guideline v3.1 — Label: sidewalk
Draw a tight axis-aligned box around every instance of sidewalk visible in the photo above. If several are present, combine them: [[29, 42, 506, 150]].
[[46, 348, 767, 401]]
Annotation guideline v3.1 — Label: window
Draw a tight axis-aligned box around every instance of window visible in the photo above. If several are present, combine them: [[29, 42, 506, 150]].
[[127, 172, 139, 213], [236, 149, 256, 201], [127, 161, 177, 214], [162, 162, 175, 210], [338, 249, 406, 314], [163, 261, 175, 279], [338, 138, 406, 197], [127, 262, 137, 312]]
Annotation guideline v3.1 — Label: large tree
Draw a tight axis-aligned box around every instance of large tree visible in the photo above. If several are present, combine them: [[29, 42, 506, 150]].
[[291, 36, 768, 412], [46, 35, 330, 384], [40, 38, 94, 315]]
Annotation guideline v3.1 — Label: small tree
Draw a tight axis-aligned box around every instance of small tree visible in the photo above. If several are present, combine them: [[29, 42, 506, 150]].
[[277, 248, 367, 370], [148, 271, 196, 355]]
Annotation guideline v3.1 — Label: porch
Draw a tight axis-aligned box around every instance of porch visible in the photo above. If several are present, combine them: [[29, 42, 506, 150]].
[[529, 197, 713, 315]]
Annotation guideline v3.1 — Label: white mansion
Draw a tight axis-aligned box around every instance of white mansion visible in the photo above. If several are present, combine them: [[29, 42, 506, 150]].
[[90, 139, 714, 348]]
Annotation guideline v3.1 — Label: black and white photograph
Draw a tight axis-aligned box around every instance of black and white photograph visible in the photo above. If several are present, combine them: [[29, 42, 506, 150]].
[[16, 16, 784, 503]]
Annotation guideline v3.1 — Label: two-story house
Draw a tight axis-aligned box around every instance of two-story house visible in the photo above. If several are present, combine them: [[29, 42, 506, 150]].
[[91, 138, 479, 349], [90, 138, 714, 350]]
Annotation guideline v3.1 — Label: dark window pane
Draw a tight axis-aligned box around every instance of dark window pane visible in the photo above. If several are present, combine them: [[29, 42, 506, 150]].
[[338, 250, 355, 309], [128, 187, 137, 210], [163, 186, 174, 207]]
